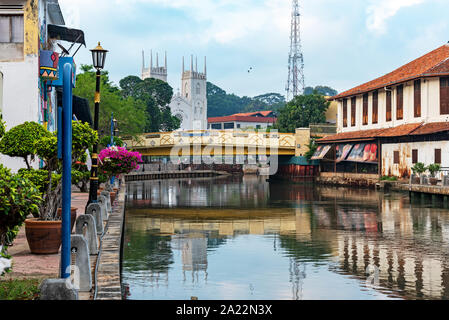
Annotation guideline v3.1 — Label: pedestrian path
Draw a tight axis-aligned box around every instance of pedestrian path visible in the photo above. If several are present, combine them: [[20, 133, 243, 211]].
[[5, 191, 89, 280]]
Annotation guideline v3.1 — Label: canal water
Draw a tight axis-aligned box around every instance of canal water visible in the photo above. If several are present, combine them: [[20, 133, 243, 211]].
[[121, 175, 449, 300]]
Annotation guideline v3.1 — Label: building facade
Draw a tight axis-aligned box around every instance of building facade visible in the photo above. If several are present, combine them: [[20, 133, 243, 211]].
[[316, 43, 449, 178], [142, 53, 208, 131], [0, 0, 65, 171], [208, 111, 277, 130]]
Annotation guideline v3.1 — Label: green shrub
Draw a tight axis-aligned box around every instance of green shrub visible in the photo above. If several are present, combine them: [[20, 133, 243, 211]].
[[0, 279, 40, 300], [411, 162, 426, 175], [0, 116, 5, 139], [381, 176, 398, 181], [427, 163, 441, 177], [99, 135, 123, 148], [0, 122, 51, 169], [0, 165, 42, 249]]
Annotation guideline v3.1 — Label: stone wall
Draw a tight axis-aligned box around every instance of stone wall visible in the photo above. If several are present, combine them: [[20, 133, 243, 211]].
[[317, 172, 379, 187]]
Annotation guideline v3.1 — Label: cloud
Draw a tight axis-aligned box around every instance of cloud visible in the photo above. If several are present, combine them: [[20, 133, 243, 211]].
[[366, 0, 426, 34]]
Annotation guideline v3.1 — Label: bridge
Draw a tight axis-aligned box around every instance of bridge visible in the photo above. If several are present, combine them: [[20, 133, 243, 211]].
[[122, 130, 296, 157]]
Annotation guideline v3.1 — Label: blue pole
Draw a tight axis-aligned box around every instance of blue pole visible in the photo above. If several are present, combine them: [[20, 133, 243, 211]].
[[60, 62, 73, 279]]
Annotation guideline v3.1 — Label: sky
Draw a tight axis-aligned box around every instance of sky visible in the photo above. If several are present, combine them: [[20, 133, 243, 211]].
[[58, 0, 449, 98]]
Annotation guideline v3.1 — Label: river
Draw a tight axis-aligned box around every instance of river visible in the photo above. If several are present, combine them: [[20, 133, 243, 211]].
[[121, 175, 449, 300]]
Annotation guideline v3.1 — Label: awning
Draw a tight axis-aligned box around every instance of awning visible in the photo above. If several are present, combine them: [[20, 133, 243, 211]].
[[47, 24, 86, 46], [346, 143, 378, 163], [56, 88, 92, 126], [335, 144, 354, 162], [311, 145, 332, 160]]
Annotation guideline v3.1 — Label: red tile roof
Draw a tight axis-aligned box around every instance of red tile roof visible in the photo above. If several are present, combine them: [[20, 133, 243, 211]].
[[318, 122, 449, 143], [410, 122, 449, 135], [332, 44, 449, 100], [233, 111, 274, 117], [208, 115, 277, 123]]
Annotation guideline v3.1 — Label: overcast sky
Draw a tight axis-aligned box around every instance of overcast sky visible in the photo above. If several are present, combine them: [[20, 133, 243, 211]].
[[58, 0, 449, 98]]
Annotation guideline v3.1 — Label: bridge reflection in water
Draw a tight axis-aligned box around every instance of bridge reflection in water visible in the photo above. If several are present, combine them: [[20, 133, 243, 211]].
[[122, 176, 449, 300]]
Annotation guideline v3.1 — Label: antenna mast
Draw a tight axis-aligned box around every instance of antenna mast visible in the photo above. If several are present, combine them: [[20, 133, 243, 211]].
[[286, 0, 305, 100]]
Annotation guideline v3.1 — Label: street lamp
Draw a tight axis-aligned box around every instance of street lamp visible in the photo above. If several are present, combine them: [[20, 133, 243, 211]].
[[87, 42, 108, 206]]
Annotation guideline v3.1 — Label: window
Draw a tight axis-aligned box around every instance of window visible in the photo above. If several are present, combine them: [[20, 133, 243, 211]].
[[196, 83, 200, 95], [223, 122, 235, 129], [256, 125, 261, 129], [211, 123, 222, 130], [393, 151, 400, 164], [414, 80, 421, 117], [351, 97, 356, 127], [412, 149, 418, 164], [363, 94, 368, 125], [386, 90, 392, 121], [342, 99, 348, 127], [435, 149, 442, 164], [0, 14, 24, 43], [237, 124, 241, 128], [372, 91, 378, 124], [396, 85, 403, 120], [441, 77, 449, 115]]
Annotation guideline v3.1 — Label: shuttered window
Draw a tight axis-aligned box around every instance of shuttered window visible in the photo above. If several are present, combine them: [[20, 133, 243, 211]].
[[414, 80, 421, 117], [0, 15, 24, 43], [394, 151, 400, 164], [435, 149, 442, 164], [372, 91, 378, 124], [351, 97, 356, 127], [363, 94, 368, 125], [396, 85, 403, 120], [412, 149, 418, 164], [342, 99, 348, 127], [386, 90, 392, 121], [441, 77, 449, 115]]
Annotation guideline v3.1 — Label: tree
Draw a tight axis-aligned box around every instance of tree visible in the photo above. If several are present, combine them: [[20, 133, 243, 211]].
[[275, 93, 330, 133], [0, 122, 52, 169], [304, 86, 338, 97], [73, 65, 147, 138], [119, 76, 180, 132]]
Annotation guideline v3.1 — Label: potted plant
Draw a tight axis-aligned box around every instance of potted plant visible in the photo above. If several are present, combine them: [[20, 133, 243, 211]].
[[427, 163, 441, 186], [411, 162, 426, 184], [98, 146, 142, 202], [0, 164, 41, 270], [0, 121, 97, 254]]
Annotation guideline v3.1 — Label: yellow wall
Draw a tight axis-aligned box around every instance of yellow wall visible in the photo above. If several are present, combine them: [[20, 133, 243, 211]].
[[295, 128, 311, 157], [24, 0, 39, 56]]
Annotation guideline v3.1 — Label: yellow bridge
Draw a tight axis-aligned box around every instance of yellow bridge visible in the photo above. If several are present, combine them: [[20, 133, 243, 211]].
[[122, 130, 296, 157]]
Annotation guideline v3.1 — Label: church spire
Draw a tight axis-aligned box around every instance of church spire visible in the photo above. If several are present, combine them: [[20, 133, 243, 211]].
[[195, 56, 198, 73], [165, 51, 167, 69], [204, 56, 207, 76], [156, 52, 159, 68], [142, 50, 145, 71], [150, 49, 153, 68], [190, 55, 193, 72], [182, 56, 185, 73]]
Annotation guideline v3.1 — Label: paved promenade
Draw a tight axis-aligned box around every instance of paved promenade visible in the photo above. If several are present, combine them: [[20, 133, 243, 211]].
[[5, 190, 89, 280]]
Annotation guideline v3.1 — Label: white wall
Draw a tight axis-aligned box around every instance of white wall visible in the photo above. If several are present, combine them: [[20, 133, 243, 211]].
[[382, 141, 449, 178], [338, 77, 445, 133]]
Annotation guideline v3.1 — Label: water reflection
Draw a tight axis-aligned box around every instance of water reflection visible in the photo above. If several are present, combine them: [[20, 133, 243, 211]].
[[122, 176, 449, 300]]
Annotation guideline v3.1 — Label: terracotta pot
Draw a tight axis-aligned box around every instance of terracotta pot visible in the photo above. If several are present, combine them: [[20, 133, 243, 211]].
[[110, 192, 116, 204], [25, 219, 62, 254], [57, 207, 78, 233], [429, 177, 438, 185], [113, 187, 118, 193], [412, 177, 420, 184]]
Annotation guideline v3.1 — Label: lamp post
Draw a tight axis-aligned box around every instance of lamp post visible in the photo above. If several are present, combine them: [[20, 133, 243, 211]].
[[87, 42, 108, 206]]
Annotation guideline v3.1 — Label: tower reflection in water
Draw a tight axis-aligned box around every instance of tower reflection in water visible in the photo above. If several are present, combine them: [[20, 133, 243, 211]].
[[122, 176, 449, 300]]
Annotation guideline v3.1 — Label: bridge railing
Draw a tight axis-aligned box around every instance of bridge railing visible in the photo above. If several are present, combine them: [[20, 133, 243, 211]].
[[123, 130, 296, 150]]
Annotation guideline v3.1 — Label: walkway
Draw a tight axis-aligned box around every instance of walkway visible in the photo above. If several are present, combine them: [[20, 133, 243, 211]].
[[5, 190, 89, 280]]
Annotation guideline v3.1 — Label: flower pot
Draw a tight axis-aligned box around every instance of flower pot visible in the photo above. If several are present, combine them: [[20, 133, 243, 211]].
[[56, 207, 78, 233], [109, 192, 116, 204], [412, 176, 420, 184], [25, 219, 62, 254], [429, 177, 438, 185]]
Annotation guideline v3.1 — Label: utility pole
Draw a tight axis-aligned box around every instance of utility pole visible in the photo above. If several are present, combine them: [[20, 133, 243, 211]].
[[286, 0, 305, 101]]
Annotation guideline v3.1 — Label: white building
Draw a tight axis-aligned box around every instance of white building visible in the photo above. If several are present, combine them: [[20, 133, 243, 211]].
[[208, 111, 277, 130], [316, 43, 449, 178], [0, 0, 66, 171], [142, 52, 208, 131]]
